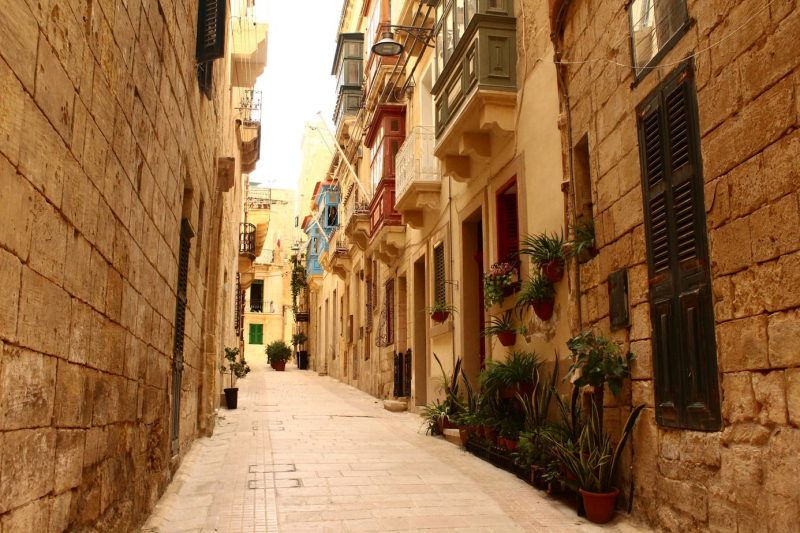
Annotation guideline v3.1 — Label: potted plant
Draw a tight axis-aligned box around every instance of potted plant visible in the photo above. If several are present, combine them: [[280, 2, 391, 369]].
[[479, 351, 541, 400], [428, 302, 457, 323], [483, 261, 516, 308], [221, 347, 251, 409], [291, 332, 308, 347], [520, 232, 566, 283], [265, 340, 292, 371], [516, 274, 556, 321], [481, 310, 517, 347], [432, 353, 463, 426], [570, 219, 597, 263], [565, 330, 634, 428], [292, 332, 309, 370], [422, 400, 449, 435], [546, 404, 645, 523]]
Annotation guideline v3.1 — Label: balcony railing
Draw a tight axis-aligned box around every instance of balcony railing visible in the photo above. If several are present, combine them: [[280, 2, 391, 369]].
[[343, 195, 370, 228], [396, 126, 439, 202], [239, 222, 256, 256], [334, 233, 350, 255]]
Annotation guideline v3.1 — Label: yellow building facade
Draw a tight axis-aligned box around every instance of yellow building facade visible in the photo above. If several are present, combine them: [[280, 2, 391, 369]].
[[300, 0, 570, 404]]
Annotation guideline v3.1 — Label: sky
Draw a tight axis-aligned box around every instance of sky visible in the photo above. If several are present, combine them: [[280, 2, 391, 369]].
[[248, 0, 345, 190]]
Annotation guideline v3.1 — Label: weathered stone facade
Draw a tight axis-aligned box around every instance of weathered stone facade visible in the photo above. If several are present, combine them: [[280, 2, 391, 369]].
[[0, 0, 248, 530], [552, 0, 800, 530]]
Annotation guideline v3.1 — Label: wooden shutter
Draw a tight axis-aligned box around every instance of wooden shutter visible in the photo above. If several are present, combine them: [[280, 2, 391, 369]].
[[638, 62, 721, 431], [496, 182, 519, 262], [434, 243, 446, 304], [171, 218, 193, 454], [385, 280, 394, 345], [196, 0, 227, 62]]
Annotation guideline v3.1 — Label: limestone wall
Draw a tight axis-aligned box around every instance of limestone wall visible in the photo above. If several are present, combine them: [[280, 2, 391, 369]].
[[555, 0, 800, 530], [0, 0, 242, 530]]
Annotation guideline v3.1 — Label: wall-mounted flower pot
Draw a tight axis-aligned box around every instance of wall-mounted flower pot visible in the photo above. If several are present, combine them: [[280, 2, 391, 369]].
[[431, 311, 450, 323], [273, 361, 286, 371], [497, 330, 517, 346], [532, 299, 555, 321], [541, 259, 565, 283], [224, 388, 239, 409], [579, 488, 620, 524]]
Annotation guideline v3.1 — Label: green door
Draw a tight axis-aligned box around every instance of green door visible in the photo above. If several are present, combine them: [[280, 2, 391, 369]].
[[248, 324, 263, 345]]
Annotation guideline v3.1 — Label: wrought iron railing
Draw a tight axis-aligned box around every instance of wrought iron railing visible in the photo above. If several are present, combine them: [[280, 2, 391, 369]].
[[239, 222, 256, 256], [395, 126, 439, 203], [334, 233, 350, 255], [343, 193, 370, 229]]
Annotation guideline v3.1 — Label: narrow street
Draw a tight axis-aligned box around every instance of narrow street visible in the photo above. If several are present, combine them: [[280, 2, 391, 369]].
[[143, 357, 648, 533]]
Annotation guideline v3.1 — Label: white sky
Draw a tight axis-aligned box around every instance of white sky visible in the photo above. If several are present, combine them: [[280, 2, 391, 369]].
[[249, 0, 345, 190]]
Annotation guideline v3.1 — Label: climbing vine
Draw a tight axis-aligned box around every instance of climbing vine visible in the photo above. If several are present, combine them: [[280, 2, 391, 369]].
[[290, 256, 307, 318]]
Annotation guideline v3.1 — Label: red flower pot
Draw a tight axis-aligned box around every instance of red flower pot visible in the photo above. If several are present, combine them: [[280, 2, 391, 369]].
[[504, 438, 518, 451], [580, 488, 620, 524], [273, 361, 286, 371], [541, 259, 565, 283], [532, 299, 554, 321], [497, 436, 506, 449], [484, 426, 498, 443], [497, 330, 516, 347], [431, 311, 450, 323], [458, 427, 469, 445]]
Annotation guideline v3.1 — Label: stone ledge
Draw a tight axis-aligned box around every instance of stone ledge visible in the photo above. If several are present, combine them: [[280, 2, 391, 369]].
[[382, 399, 408, 412]]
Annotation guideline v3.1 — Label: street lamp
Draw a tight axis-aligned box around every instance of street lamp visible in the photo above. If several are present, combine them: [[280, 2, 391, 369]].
[[372, 31, 404, 57], [370, 26, 435, 58]]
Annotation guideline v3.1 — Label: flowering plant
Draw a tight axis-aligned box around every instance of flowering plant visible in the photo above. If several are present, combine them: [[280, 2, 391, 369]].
[[483, 261, 515, 309]]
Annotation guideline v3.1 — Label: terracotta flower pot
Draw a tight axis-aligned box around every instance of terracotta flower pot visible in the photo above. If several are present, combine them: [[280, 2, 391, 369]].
[[532, 299, 555, 321], [484, 426, 498, 443], [504, 438, 518, 451], [497, 330, 517, 347], [497, 436, 506, 449], [431, 310, 450, 323], [541, 259, 565, 283], [458, 427, 469, 445], [273, 361, 286, 371], [580, 488, 620, 524]]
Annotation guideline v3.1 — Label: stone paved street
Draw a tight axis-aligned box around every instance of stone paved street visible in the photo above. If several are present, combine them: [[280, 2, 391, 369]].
[[143, 356, 651, 533]]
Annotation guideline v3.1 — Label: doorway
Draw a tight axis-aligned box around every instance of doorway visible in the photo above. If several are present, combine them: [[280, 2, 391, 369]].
[[412, 256, 428, 406], [461, 209, 485, 387]]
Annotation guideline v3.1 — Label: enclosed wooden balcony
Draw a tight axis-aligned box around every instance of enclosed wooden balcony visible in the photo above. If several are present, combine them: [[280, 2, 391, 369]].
[[432, 5, 517, 182], [395, 126, 441, 228], [238, 222, 256, 287], [368, 180, 404, 264]]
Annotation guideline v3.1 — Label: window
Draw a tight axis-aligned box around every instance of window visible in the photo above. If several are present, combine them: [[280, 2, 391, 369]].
[[196, 0, 227, 98], [171, 218, 193, 454], [637, 61, 720, 431], [629, 0, 689, 79], [327, 205, 338, 228], [496, 179, 519, 263], [385, 279, 395, 345], [250, 280, 264, 312], [433, 243, 446, 305], [248, 324, 263, 344]]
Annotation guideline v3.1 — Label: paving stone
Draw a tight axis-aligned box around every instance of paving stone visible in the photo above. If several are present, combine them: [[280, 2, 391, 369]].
[[142, 358, 652, 532]]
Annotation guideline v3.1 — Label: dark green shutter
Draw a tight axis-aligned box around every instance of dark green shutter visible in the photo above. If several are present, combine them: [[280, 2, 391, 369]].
[[196, 0, 227, 62], [434, 244, 446, 305], [638, 62, 721, 431], [249, 324, 263, 344]]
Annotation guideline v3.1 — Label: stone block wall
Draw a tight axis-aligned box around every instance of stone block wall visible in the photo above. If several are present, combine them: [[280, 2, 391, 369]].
[[0, 0, 241, 530], [556, 0, 799, 530]]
